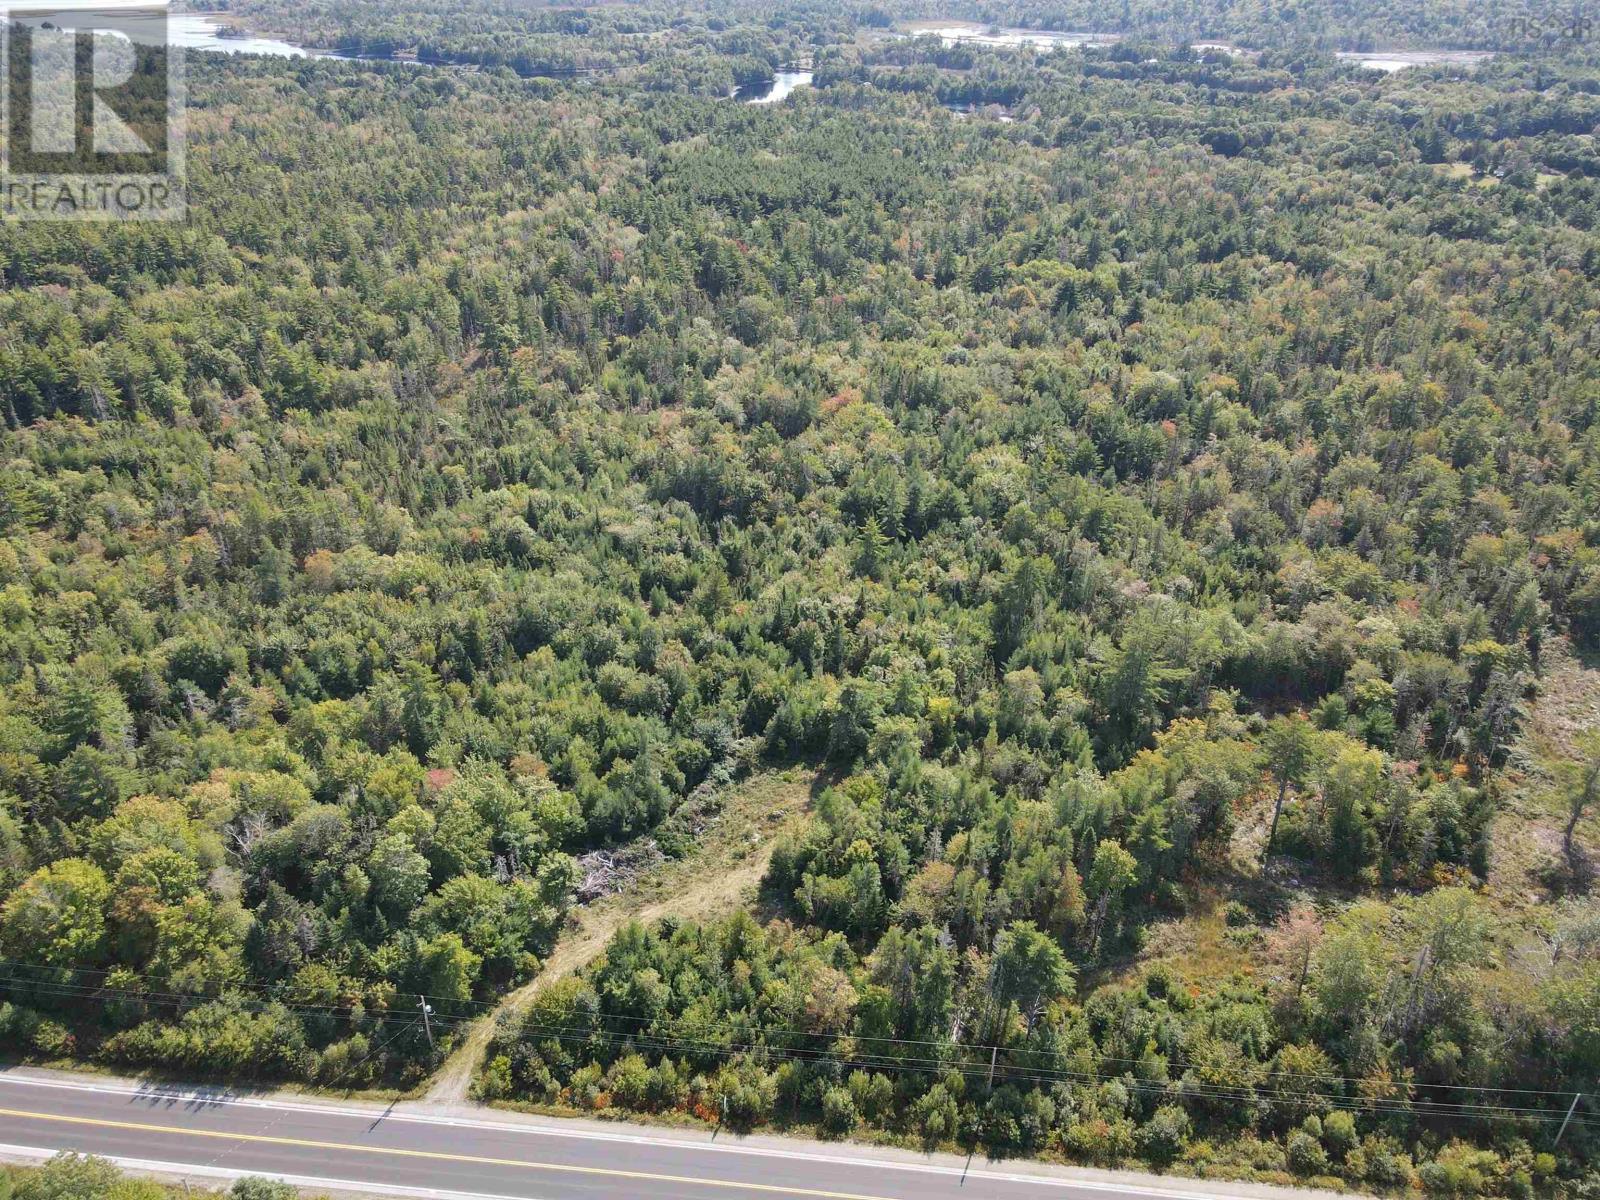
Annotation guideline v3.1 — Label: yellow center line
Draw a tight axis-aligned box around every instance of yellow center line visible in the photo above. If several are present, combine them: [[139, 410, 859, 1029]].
[[0, 1107, 898, 1200]]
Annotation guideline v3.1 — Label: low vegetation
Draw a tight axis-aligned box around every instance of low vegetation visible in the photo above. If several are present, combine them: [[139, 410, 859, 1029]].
[[0, 1155, 313, 1200]]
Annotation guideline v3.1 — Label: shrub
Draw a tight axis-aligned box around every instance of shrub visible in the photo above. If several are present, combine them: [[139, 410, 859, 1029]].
[[568, 1062, 606, 1109], [1419, 1143, 1503, 1197], [13, 1154, 167, 1200], [1143, 965, 1177, 999], [978, 1086, 1024, 1153], [712, 1058, 775, 1127], [820, 1086, 857, 1137], [1063, 1115, 1137, 1165], [910, 1083, 959, 1149], [476, 1054, 512, 1101], [846, 1070, 893, 1124], [646, 1059, 688, 1112], [1268, 1043, 1337, 1123], [1136, 1105, 1191, 1165], [101, 1000, 309, 1078], [314, 1034, 374, 1086], [230, 1181, 300, 1200], [1286, 1130, 1329, 1176], [1015, 1088, 1057, 1152], [0, 998, 49, 1056], [607, 1053, 652, 1110], [1322, 1110, 1357, 1161], [0, 1003, 39, 1047], [772, 1060, 811, 1115], [514, 1058, 561, 1103], [27, 1020, 73, 1058], [1356, 1135, 1415, 1188]]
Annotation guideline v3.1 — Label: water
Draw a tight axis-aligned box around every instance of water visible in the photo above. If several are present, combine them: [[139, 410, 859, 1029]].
[[904, 23, 1114, 50], [900, 23, 1488, 74], [945, 102, 1016, 122], [737, 70, 813, 104], [168, 13, 307, 56], [160, 15, 1502, 81], [12, 5, 307, 52], [175, 15, 433, 62], [1334, 50, 1493, 72]]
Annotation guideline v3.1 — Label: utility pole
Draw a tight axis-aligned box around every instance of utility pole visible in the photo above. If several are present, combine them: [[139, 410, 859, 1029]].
[[986, 1044, 998, 1092], [1555, 1093, 1583, 1147], [418, 996, 435, 1051]]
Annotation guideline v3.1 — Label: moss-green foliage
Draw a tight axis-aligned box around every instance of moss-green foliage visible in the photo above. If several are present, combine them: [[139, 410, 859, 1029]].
[[490, 887, 1592, 1189], [2, 1156, 306, 1200], [1, 2, 1599, 1190]]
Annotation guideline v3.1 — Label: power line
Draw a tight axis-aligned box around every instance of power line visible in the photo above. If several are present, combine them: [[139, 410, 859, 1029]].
[[2, 957, 1589, 1119], [3, 975, 1591, 1132], [1, 956, 1585, 1103], [478, 985, 1592, 1100], [0, 979, 426, 1055], [494, 1013, 1593, 1126], [0, 977, 428, 1085], [0, 958, 446, 1018]]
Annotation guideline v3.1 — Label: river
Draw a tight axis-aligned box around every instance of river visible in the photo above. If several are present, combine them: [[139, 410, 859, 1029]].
[[172, 12, 421, 61], [899, 22, 1492, 71], [736, 70, 813, 104], [1333, 50, 1494, 72], [171, 13, 1490, 81], [176, 13, 809, 96], [169, 13, 307, 56]]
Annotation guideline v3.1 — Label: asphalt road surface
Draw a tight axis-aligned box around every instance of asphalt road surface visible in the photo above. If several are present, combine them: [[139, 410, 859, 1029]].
[[0, 1070, 1330, 1200]]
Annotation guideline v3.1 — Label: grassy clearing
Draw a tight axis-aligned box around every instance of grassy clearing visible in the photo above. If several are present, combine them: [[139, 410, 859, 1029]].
[[1492, 639, 1600, 909], [1113, 638, 1600, 1004], [426, 767, 821, 1102]]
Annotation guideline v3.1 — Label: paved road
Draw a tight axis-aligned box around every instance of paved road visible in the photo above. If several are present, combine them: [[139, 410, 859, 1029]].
[[0, 1070, 1328, 1200]]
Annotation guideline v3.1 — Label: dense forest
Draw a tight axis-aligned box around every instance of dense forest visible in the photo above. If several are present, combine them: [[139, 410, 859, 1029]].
[[0, 0, 1598, 1194]]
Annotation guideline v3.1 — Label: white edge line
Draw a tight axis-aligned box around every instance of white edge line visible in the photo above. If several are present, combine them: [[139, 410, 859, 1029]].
[[0, 1139, 1261, 1200], [0, 1142, 552, 1200], [0, 1073, 1272, 1200]]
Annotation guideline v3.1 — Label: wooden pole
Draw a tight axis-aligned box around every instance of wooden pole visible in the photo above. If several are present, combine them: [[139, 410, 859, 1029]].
[[1555, 1093, 1582, 1147], [418, 996, 435, 1051]]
